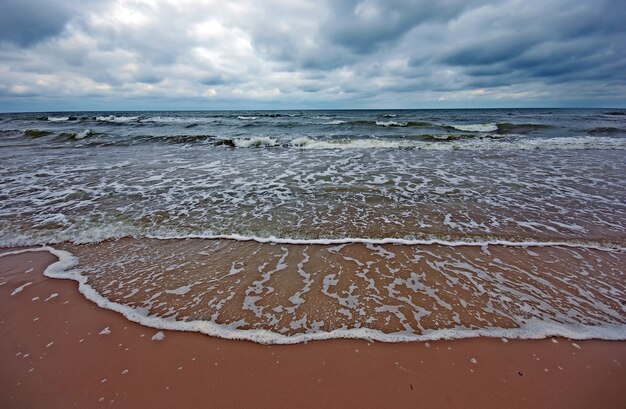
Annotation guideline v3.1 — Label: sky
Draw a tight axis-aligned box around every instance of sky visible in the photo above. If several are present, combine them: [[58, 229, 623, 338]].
[[0, 0, 625, 111]]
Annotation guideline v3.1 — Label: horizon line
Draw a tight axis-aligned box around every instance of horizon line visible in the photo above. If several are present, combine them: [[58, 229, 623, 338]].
[[2, 107, 624, 114]]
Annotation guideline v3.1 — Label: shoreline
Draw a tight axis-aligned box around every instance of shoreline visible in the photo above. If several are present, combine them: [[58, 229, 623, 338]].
[[1, 248, 625, 408]]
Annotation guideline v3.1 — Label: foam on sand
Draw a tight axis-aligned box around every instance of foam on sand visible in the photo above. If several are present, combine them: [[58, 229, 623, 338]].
[[2, 245, 624, 345]]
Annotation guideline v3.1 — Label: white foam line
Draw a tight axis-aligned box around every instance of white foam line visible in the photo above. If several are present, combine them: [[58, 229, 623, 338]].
[[3, 246, 625, 344], [0, 247, 54, 258], [145, 234, 624, 252]]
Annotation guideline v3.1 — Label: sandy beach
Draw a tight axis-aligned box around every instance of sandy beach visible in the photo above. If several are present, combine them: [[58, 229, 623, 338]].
[[1, 249, 625, 409]]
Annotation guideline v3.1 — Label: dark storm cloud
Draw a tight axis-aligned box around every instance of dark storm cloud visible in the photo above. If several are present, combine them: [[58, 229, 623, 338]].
[[0, 0, 625, 110], [437, 0, 626, 88], [0, 0, 72, 46], [0, 0, 98, 46], [324, 0, 485, 54]]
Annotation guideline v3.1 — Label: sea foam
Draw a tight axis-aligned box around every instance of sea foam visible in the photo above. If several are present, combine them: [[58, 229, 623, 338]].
[[96, 115, 139, 123], [38, 247, 626, 344], [450, 123, 498, 132], [2, 245, 624, 344], [47, 116, 70, 122]]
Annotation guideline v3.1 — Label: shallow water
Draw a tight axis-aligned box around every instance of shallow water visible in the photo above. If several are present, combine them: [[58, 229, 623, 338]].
[[47, 238, 624, 343]]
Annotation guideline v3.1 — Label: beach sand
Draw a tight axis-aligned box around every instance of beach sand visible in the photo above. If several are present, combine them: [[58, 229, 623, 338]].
[[1, 249, 625, 409]]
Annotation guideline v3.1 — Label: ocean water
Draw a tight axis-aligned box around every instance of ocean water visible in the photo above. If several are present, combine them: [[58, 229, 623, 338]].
[[1, 109, 625, 343]]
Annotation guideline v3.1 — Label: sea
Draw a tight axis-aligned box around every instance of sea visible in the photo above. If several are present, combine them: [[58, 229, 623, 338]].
[[1, 108, 625, 344]]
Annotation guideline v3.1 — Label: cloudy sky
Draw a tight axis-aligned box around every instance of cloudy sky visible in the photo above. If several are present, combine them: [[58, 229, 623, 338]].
[[1, 0, 625, 111]]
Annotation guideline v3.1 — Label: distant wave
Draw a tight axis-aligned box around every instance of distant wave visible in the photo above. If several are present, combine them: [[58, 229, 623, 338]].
[[257, 136, 626, 150], [449, 123, 498, 132], [18, 130, 626, 151], [134, 134, 217, 144], [289, 137, 412, 149], [206, 137, 279, 148], [375, 121, 408, 127], [330, 120, 434, 127], [494, 123, 553, 134], [139, 116, 217, 124], [421, 134, 479, 141], [163, 134, 216, 143], [47, 116, 72, 122], [58, 129, 95, 140], [587, 127, 625, 135], [442, 123, 553, 134], [235, 113, 296, 118], [26, 133, 626, 151], [23, 129, 52, 138], [263, 113, 297, 117], [96, 115, 139, 123]]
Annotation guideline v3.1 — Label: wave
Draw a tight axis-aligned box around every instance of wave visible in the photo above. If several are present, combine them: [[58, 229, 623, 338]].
[[289, 137, 413, 149], [236, 113, 296, 118], [449, 123, 498, 132], [96, 115, 139, 123], [494, 123, 553, 134], [4, 246, 624, 345], [47, 116, 71, 122], [23, 129, 52, 138], [375, 121, 408, 127], [442, 123, 553, 134], [375, 120, 433, 127], [17, 130, 626, 151], [285, 136, 625, 150], [102, 135, 626, 150], [228, 136, 278, 148], [604, 111, 625, 116], [133, 134, 217, 144], [323, 120, 433, 127], [58, 129, 95, 140], [587, 127, 625, 135], [420, 134, 478, 141], [264, 113, 296, 117], [139, 116, 215, 124], [165, 134, 216, 144]]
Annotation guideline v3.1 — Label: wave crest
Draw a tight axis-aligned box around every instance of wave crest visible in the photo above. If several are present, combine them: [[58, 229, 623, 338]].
[[96, 115, 139, 123]]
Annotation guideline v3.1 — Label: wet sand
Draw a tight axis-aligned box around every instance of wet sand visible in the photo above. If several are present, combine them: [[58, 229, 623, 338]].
[[1, 249, 625, 409], [52, 238, 626, 339]]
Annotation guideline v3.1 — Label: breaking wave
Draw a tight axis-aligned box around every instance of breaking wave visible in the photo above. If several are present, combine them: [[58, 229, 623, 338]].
[[96, 115, 140, 123], [449, 123, 498, 132], [58, 129, 95, 140]]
